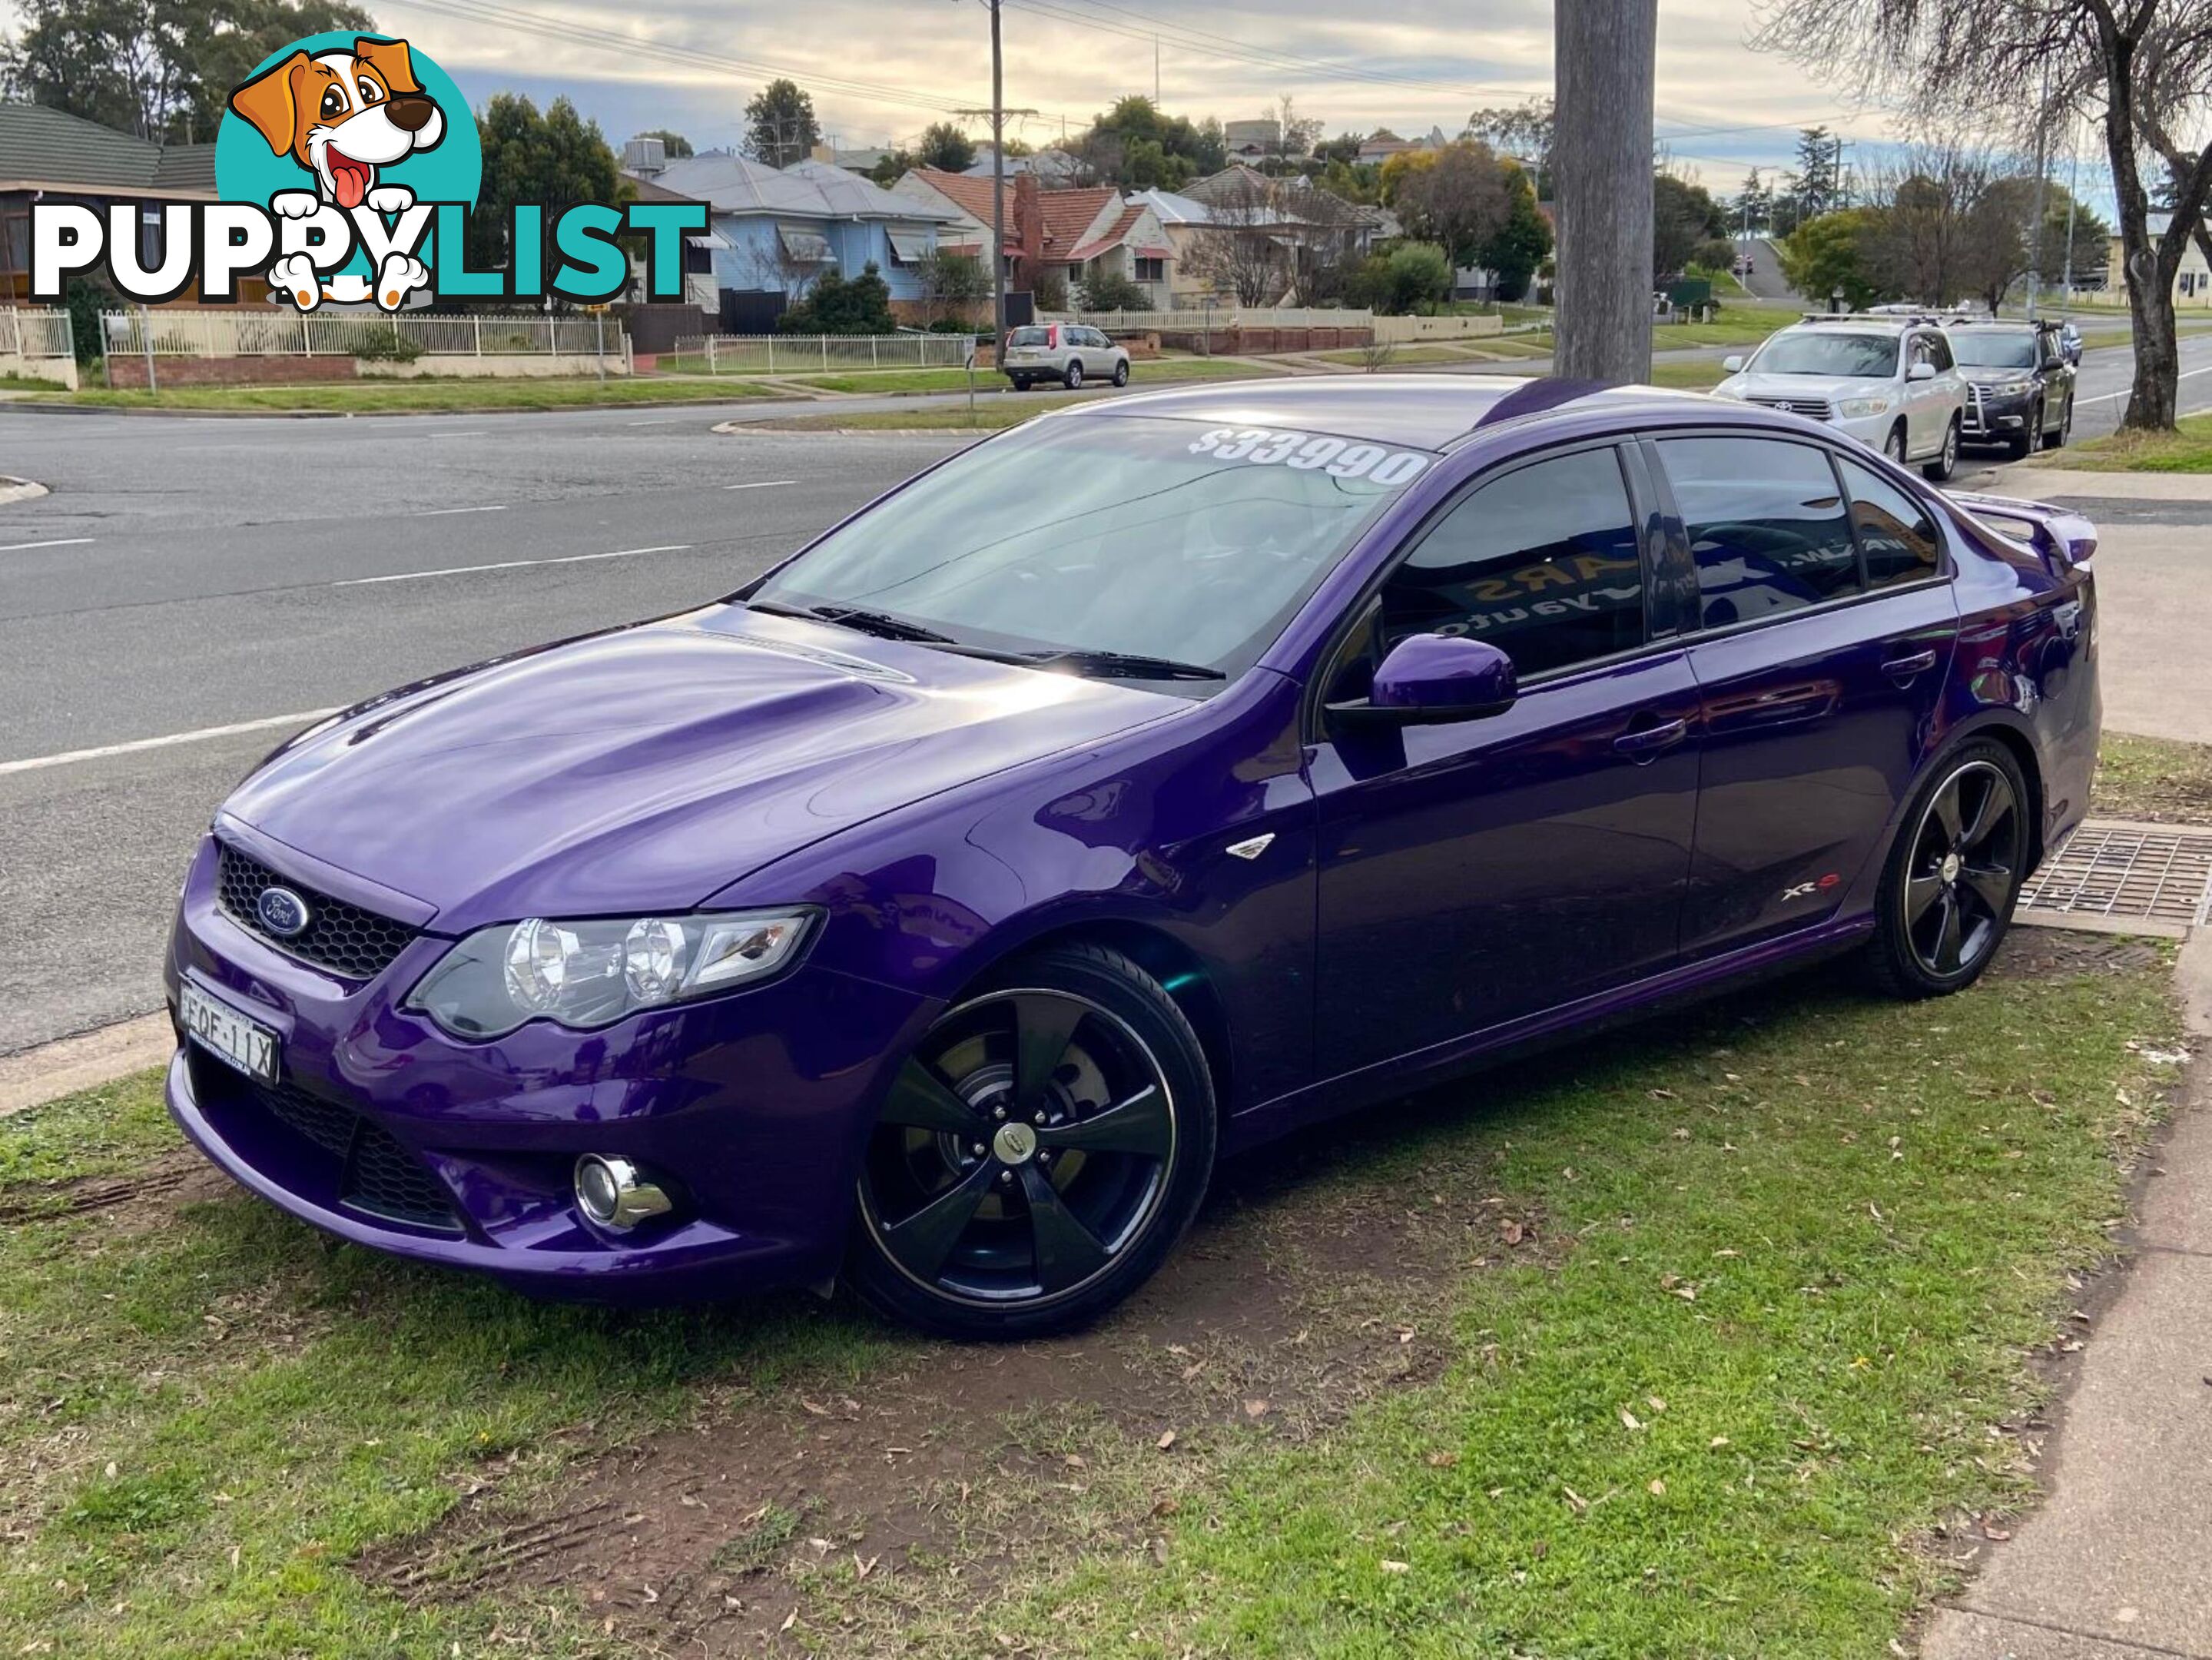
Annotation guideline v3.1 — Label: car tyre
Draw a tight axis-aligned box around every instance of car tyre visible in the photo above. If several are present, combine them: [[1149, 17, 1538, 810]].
[[846, 943, 1218, 1340], [1883, 423, 1908, 464], [1063, 361, 1085, 390], [2007, 406, 2036, 461], [1865, 739, 2030, 1000], [2046, 397, 2071, 449], [1922, 414, 1961, 482], [1112, 359, 1130, 387], [1010, 377, 1032, 391]]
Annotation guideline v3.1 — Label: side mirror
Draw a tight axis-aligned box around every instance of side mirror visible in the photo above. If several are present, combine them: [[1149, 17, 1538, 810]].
[[1721, 354, 1746, 374], [1907, 360, 1938, 382], [1337, 634, 1518, 725]]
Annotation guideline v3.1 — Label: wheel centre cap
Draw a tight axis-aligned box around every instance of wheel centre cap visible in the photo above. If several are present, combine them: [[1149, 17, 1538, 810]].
[[1940, 852, 1963, 883], [993, 1123, 1039, 1164]]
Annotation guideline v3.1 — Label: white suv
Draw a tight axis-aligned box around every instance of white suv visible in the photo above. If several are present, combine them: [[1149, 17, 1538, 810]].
[[1000, 324, 1132, 391], [1713, 316, 1968, 481]]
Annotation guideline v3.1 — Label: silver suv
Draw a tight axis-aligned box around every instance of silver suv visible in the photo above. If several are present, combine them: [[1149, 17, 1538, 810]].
[[1001, 324, 1132, 391], [1713, 315, 1968, 481]]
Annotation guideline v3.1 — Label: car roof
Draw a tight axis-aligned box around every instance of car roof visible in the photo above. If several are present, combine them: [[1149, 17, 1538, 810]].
[[1070, 374, 1714, 452], [1778, 317, 1920, 335]]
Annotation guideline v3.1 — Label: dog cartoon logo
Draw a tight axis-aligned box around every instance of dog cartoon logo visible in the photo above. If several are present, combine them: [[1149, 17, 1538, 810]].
[[227, 37, 445, 309]]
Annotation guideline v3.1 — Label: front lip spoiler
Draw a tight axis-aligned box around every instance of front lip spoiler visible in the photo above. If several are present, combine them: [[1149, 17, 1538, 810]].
[[164, 1048, 818, 1300]]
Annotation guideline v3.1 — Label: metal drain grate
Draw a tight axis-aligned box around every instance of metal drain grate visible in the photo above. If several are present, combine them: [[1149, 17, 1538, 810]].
[[2016, 819, 2212, 938]]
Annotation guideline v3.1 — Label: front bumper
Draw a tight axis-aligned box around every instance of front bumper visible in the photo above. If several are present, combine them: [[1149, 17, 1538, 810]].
[[163, 832, 940, 1303], [1963, 387, 2035, 442]]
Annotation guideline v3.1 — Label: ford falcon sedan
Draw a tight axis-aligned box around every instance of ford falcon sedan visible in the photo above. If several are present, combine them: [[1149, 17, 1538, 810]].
[[164, 375, 2101, 1338]]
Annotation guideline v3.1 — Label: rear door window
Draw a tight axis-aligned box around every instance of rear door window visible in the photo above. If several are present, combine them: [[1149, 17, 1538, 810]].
[[1657, 436, 1862, 629], [1839, 458, 1942, 588]]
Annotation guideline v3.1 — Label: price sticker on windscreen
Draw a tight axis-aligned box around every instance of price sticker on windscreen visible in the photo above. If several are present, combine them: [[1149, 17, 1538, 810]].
[[1186, 427, 1433, 485]]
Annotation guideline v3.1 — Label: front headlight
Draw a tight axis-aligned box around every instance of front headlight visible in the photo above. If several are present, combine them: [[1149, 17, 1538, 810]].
[[1836, 396, 1893, 418], [1992, 379, 2032, 398], [406, 908, 819, 1038]]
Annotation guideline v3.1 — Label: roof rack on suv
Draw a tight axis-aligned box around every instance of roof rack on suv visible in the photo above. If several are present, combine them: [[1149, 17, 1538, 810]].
[[1797, 310, 1941, 326]]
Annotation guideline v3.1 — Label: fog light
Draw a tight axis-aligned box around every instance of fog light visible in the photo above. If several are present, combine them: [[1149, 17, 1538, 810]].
[[574, 1155, 673, 1230]]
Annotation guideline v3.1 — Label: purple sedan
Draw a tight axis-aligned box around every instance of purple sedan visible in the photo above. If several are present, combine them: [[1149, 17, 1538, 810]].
[[164, 377, 2101, 1337]]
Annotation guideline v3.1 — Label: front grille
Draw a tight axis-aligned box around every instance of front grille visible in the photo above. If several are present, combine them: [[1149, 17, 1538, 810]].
[[215, 842, 418, 981], [191, 1051, 463, 1233], [1745, 394, 1834, 421]]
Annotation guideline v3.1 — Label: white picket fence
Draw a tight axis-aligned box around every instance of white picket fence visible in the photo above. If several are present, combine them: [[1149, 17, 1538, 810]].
[[1, 307, 75, 359], [668, 334, 977, 374], [99, 310, 613, 357]]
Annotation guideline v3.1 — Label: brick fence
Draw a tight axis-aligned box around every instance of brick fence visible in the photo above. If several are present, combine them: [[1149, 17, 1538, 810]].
[[106, 355, 358, 388]]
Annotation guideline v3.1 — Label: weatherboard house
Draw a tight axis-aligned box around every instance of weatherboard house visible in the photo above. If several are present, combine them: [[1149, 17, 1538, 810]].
[[636, 151, 958, 330]]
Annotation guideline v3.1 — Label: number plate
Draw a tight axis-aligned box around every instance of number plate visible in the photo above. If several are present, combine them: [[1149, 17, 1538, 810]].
[[180, 982, 280, 1086]]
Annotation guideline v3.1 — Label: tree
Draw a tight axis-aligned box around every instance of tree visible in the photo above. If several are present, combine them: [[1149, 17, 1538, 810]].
[[1183, 167, 1290, 304], [1274, 94, 1323, 160], [1070, 96, 1220, 188], [469, 93, 626, 276], [1751, 0, 2212, 430], [1729, 168, 1775, 237], [1653, 172, 1727, 279], [914, 248, 989, 324], [1777, 208, 1885, 310], [744, 77, 820, 168], [1388, 141, 1515, 271], [915, 121, 976, 172], [1, 0, 376, 142], [1480, 164, 1551, 300], [638, 128, 692, 159], [777, 262, 894, 334], [1783, 126, 1842, 225], [1465, 97, 1555, 199]]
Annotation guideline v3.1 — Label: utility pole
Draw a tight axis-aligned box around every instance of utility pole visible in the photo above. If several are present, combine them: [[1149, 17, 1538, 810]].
[[2025, 56, 2054, 320], [2060, 119, 2081, 300], [1554, 0, 1657, 384], [952, 0, 1020, 352]]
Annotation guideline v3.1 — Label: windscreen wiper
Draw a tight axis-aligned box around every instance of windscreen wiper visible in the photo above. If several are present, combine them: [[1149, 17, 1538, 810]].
[[1025, 649, 1226, 682], [747, 599, 953, 644]]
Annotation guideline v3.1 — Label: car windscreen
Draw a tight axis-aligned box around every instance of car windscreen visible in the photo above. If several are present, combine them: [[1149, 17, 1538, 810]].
[[1749, 332, 1900, 377], [748, 415, 1434, 678], [1948, 333, 2038, 369], [1006, 327, 1053, 347]]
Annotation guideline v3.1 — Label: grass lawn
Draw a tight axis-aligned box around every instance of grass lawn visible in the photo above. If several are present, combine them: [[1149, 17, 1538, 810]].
[[5, 377, 784, 414], [2094, 731, 2212, 822], [1644, 359, 1730, 390], [0, 925, 2181, 1655], [2045, 412, 2212, 473], [1650, 311, 1799, 349], [0, 371, 68, 393]]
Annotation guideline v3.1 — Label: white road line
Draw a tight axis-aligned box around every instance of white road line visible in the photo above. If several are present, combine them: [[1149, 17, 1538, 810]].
[[2078, 362, 2212, 406], [409, 503, 509, 517], [627, 418, 682, 427], [725, 479, 797, 490], [0, 708, 342, 779], [335, 544, 694, 586], [0, 536, 93, 553], [431, 430, 490, 438]]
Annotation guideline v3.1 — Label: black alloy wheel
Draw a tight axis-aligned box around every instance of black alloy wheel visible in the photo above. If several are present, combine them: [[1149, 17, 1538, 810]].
[[848, 945, 1216, 1338], [1868, 741, 2029, 998]]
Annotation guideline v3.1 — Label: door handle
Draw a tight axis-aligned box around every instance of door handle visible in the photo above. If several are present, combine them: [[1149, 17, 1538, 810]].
[[1613, 717, 1688, 761], [1882, 648, 1938, 680]]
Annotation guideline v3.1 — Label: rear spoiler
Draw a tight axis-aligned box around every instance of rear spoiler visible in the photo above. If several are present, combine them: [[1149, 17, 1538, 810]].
[[1945, 490, 2098, 574]]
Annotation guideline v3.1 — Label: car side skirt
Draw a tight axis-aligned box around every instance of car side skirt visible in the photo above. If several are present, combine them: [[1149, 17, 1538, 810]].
[[1222, 913, 1875, 1154]]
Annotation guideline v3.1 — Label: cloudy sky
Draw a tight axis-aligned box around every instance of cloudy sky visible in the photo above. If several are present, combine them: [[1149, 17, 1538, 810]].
[[359, 0, 1902, 195]]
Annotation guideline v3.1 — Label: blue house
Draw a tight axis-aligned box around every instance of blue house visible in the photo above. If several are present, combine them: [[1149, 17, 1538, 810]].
[[636, 151, 957, 327]]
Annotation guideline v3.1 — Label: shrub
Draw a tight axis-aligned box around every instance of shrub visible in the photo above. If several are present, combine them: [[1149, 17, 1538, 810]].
[[777, 263, 898, 334], [1030, 268, 1068, 313], [354, 330, 426, 363], [1075, 268, 1152, 313]]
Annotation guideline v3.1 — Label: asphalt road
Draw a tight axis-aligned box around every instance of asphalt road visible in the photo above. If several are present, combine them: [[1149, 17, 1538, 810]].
[[0, 333, 2204, 1054]]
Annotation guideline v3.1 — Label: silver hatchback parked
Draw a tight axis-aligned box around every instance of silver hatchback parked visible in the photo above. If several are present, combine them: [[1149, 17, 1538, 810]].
[[1001, 324, 1132, 391]]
